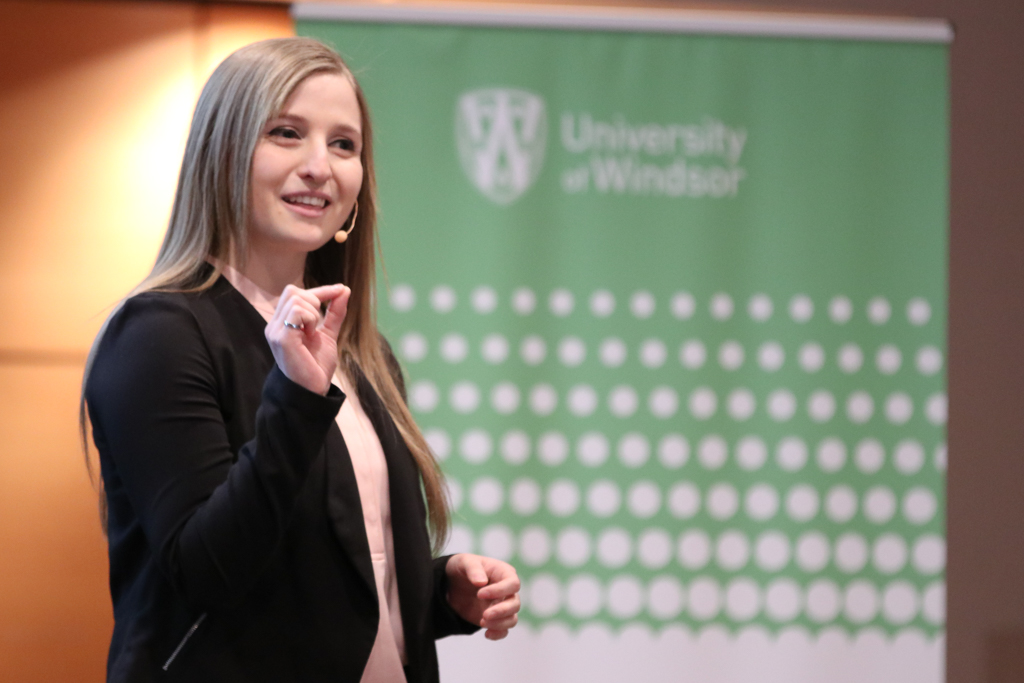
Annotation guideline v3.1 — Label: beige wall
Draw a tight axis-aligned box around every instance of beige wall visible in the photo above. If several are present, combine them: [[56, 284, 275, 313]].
[[0, 2, 292, 679]]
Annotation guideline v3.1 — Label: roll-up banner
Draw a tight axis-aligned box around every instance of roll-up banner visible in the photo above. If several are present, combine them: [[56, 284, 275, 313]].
[[296, 5, 950, 682]]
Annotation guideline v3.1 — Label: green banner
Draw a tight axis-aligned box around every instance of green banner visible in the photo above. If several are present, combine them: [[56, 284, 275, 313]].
[[300, 17, 947, 683]]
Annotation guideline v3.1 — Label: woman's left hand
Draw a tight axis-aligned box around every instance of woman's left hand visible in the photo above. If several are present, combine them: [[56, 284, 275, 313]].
[[446, 554, 521, 640]]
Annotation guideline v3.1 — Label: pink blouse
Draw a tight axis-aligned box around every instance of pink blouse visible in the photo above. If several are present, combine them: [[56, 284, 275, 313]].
[[219, 263, 407, 683]]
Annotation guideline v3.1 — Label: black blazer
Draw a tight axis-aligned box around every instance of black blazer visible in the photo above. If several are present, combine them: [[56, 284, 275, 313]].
[[86, 276, 476, 682]]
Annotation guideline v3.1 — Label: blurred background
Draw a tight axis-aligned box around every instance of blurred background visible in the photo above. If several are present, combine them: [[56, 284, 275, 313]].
[[0, 0, 1020, 681]]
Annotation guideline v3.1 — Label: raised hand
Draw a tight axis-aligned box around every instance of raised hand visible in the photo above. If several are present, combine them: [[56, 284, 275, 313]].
[[446, 554, 521, 640], [265, 283, 350, 395]]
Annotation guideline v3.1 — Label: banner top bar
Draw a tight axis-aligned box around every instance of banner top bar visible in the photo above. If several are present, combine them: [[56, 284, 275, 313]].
[[291, 2, 953, 43]]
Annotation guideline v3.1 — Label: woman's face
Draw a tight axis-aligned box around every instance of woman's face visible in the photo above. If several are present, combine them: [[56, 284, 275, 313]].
[[248, 72, 363, 257]]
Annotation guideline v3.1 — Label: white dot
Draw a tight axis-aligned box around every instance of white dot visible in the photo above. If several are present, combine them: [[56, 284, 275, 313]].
[[864, 486, 897, 524], [469, 286, 498, 314], [627, 481, 662, 518], [873, 534, 908, 574], [608, 385, 639, 418], [480, 333, 509, 364], [925, 393, 947, 425], [710, 293, 734, 320], [537, 431, 569, 466], [445, 524, 474, 555], [446, 477, 462, 510], [725, 579, 761, 621], [913, 535, 945, 575], [934, 443, 947, 472], [745, 484, 780, 521], [509, 478, 541, 515], [547, 480, 580, 517], [511, 287, 536, 315], [755, 531, 791, 572], [748, 294, 773, 321], [688, 387, 718, 421], [799, 342, 826, 372], [567, 384, 598, 417], [807, 390, 836, 422], [649, 386, 679, 419], [519, 527, 552, 566], [789, 294, 814, 322], [795, 532, 830, 572], [707, 483, 739, 520], [529, 384, 558, 416], [907, 298, 932, 325], [776, 437, 808, 471], [817, 438, 847, 472], [400, 332, 428, 362], [617, 433, 650, 468], [825, 485, 858, 523], [430, 285, 457, 313], [557, 336, 586, 366], [639, 339, 668, 368], [882, 582, 918, 624], [390, 284, 416, 311], [459, 429, 492, 463], [885, 392, 914, 424], [490, 382, 520, 414], [697, 435, 728, 470], [718, 341, 745, 371], [577, 432, 610, 467], [409, 380, 439, 412], [599, 337, 628, 367], [805, 580, 841, 623], [528, 573, 561, 616], [837, 344, 863, 373], [844, 581, 879, 624], [786, 485, 820, 522], [657, 434, 690, 469], [597, 528, 632, 568], [688, 578, 722, 620], [736, 436, 768, 471], [500, 430, 531, 465], [638, 529, 673, 569], [671, 292, 696, 319], [716, 531, 750, 571], [668, 482, 701, 519], [470, 477, 503, 515], [765, 579, 802, 623], [916, 346, 943, 376], [758, 342, 785, 372], [589, 289, 615, 317], [630, 291, 656, 318], [607, 576, 645, 618], [867, 297, 891, 324], [922, 581, 944, 625], [726, 389, 757, 421], [556, 527, 592, 567], [481, 525, 514, 561], [903, 487, 938, 525], [876, 345, 902, 375], [835, 533, 868, 573], [648, 577, 685, 619], [520, 335, 547, 365], [678, 530, 712, 569], [679, 340, 707, 369], [586, 480, 621, 518], [449, 381, 480, 413], [424, 428, 451, 461], [855, 439, 885, 473], [767, 389, 797, 422], [829, 296, 853, 323], [846, 391, 875, 423], [549, 289, 575, 317]]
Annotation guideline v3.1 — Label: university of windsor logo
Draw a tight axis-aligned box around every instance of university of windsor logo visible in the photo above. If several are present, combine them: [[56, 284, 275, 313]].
[[455, 88, 548, 205]]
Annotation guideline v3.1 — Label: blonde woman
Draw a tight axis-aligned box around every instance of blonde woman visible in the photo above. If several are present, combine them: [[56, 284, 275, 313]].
[[83, 37, 519, 682]]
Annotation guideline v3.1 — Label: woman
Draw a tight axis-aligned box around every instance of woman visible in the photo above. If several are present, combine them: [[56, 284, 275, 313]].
[[83, 37, 520, 682]]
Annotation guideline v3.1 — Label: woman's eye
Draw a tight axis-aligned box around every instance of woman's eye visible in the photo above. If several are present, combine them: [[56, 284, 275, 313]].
[[332, 138, 356, 152], [269, 127, 300, 139]]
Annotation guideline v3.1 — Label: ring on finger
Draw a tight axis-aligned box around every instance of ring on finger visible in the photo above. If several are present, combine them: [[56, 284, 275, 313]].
[[283, 320, 304, 330]]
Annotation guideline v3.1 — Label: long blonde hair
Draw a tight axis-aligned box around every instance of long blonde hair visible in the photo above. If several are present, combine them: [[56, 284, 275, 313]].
[[82, 37, 449, 552]]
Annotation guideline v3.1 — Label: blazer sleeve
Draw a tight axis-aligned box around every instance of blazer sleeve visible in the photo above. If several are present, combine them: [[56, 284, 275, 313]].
[[86, 293, 344, 613], [431, 556, 484, 638]]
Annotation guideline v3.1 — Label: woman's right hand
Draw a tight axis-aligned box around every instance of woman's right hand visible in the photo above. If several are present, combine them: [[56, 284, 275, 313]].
[[265, 284, 350, 395]]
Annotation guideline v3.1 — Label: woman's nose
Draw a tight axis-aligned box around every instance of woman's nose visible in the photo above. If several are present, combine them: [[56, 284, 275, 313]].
[[298, 143, 332, 183]]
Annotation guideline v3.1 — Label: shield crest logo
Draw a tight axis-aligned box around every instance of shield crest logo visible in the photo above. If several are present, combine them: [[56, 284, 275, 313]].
[[455, 88, 547, 205]]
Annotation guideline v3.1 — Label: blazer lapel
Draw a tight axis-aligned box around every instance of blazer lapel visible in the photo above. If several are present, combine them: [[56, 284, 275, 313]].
[[323, 420, 377, 598]]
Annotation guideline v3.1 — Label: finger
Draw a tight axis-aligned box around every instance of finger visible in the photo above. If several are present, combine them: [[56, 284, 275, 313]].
[[484, 628, 509, 641], [482, 614, 518, 632], [305, 283, 348, 306], [320, 286, 350, 340], [482, 595, 520, 622], [459, 555, 489, 587], [281, 298, 321, 331], [477, 574, 520, 601]]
